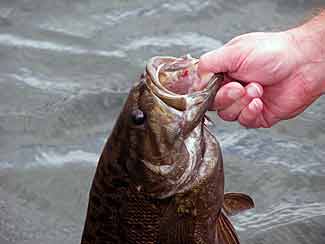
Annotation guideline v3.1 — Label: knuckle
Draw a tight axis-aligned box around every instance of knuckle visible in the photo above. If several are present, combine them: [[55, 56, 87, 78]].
[[239, 112, 254, 125], [218, 110, 238, 121]]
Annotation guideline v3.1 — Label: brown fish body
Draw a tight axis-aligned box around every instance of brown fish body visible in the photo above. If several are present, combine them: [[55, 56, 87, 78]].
[[81, 55, 254, 244]]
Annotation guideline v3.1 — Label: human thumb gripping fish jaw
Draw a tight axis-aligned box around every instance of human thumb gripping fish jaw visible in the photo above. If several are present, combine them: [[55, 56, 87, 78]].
[[81, 55, 254, 244]]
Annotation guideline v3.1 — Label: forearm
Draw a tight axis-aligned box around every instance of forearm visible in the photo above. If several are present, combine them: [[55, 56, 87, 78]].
[[288, 10, 325, 95]]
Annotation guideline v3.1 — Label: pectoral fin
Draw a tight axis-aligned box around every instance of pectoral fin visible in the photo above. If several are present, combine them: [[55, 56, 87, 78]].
[[216, 211, 240, 244], [223, 192, 255, 216]]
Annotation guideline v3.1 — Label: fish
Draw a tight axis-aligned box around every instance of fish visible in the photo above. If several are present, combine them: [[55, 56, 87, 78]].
[[80, 54, 254, 244]]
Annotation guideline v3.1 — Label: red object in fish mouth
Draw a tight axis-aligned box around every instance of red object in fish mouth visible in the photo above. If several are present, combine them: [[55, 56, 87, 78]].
[[181, 69, 189, 78]]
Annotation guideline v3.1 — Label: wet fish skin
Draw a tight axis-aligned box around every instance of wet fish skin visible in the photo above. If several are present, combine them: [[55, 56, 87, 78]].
[[81, 55, 254, 244]]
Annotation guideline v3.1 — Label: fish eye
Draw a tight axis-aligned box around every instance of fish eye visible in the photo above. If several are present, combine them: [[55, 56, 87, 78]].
[[131, 109, 146, 125]]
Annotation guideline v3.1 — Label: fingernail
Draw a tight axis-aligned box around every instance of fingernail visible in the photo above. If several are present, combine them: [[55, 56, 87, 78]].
[[228, 88, 243, 100], [199, 72, 214, 82], [247, 84, 262, 98], [198, 50, 217, 76], [197, 64, 210, 79]]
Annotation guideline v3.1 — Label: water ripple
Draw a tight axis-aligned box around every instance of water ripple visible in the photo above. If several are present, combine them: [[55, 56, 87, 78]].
[[0, 34, 126, 57], [234, 202, 325, 233], [33, 150, 98, 167], [8, 72, 80, 93], [218, 128, 325, 176], [93, 8, 145, 26], [122, 32, 222, 52]]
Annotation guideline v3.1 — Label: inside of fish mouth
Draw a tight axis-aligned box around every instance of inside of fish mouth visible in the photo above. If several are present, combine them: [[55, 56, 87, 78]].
[[155, 59, 205, 95]]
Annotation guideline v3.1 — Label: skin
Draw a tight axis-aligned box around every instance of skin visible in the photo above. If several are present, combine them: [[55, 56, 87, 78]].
[[197, 10, 325, 128]]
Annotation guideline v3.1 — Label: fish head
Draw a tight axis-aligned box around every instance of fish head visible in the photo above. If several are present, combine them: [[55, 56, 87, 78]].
[[121, 55, 223, 197]]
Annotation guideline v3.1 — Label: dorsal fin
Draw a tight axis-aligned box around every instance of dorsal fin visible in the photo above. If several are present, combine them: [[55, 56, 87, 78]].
[[223, 192, 255, 216], [216, 210, 240, 244]]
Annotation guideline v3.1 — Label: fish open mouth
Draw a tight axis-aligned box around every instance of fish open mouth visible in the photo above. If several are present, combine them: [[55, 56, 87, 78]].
[[148, 55, 201, 95], [146, 55, 222, 111]]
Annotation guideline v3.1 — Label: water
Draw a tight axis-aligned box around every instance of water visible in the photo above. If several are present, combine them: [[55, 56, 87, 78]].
[[0, 0, 325, 243]]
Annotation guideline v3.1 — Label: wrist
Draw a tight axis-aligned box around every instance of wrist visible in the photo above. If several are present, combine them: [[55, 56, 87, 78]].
[[287, 11, 325, 95]]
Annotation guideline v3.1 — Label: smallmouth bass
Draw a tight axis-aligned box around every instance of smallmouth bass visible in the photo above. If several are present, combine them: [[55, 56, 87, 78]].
[[81, 55, 254, 244]]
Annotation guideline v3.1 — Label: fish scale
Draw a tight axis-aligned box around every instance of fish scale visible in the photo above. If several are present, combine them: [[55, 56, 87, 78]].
[[122, 188, 161, 243]]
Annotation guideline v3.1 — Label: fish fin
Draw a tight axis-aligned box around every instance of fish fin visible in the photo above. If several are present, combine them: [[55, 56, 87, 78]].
[[216, 210, 240, 244], [223, 192, 255, 216]]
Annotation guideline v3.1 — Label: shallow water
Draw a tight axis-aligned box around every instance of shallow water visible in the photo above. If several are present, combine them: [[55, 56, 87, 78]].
[[0, 0, 325, 243]]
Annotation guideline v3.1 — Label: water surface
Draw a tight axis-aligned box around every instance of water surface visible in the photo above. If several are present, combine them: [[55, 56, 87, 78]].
[[0, 0, 325, 243]]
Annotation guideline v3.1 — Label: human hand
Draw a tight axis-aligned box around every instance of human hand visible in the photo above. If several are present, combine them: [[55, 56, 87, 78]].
[[197, 31, 325, 128]]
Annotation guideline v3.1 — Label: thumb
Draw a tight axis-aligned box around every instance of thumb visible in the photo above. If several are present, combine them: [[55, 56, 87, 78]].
[[198, 45, 237, 76]]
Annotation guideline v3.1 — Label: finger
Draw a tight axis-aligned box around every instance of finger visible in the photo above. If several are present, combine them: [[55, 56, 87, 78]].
[[238, 98, 263, 128], [198, 45, 238, 76], [258, 105, 281, 128], [210, 82, 245, 110], [218, 83, 263, 121]]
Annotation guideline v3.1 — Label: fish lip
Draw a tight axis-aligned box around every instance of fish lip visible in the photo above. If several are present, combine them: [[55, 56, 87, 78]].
[[145, 55, 222, 111]]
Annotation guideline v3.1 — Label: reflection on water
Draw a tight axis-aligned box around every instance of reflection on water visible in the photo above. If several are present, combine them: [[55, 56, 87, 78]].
[[0, 0, 325, 243]]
